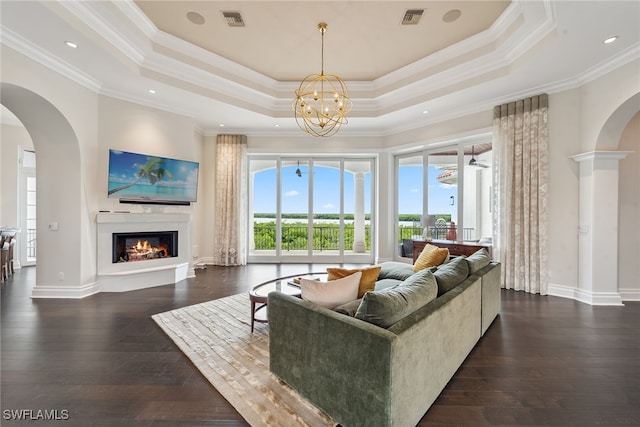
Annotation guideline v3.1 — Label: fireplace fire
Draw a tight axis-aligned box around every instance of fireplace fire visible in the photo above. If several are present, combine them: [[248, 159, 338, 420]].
[[112, 231, 178, 263]]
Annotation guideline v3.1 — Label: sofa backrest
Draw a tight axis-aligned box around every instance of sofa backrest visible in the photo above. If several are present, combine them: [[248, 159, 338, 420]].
[[387, 274, 481, 335]]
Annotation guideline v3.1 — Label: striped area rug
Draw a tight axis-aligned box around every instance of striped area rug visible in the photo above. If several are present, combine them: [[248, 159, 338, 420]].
[[152, 293, 335, 427]]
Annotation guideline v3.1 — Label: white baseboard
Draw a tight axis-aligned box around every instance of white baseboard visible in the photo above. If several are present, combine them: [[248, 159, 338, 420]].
[[31, 282, 100, 299], [548, 283, 624, 306]]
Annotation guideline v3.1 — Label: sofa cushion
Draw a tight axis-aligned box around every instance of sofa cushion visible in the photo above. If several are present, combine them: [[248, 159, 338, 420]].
[[377, 262, 415, 281], [465, 248, 491, 274], [374, 278, 403, 291], [355, 269, 438, 328], [326, 266, 382, 298], [334, 298, 362, 317], [412, 244, 449, 272], [433, 256, 469, 296], [300, 272, 361, 310]]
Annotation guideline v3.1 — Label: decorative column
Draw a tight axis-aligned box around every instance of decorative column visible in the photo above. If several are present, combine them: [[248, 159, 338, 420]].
[[570, 151, 631, 305], [352, 172, 366, 253]]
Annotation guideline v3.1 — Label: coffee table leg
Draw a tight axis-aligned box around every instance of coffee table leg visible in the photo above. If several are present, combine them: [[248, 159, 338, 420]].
[[250, 300, 256, 333]]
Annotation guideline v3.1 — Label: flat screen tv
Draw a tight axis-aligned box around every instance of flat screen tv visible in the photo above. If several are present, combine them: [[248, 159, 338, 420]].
[[107, 149, 199, 205]]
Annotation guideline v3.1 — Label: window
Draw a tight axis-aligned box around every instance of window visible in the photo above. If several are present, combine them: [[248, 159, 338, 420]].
[[395, 143, 492, 258], [20, 149, 37, 265], [248, 156, 375, 263]]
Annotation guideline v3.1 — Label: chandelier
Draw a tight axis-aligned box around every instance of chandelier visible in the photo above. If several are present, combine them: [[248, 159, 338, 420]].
[[292, 22, 352, 137]]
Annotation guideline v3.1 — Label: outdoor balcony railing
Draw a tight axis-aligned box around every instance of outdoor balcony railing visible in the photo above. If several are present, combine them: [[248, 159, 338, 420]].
[[252, 223, 371, 251], [252, 223, 474, 252], [398, 226, 475, 242]]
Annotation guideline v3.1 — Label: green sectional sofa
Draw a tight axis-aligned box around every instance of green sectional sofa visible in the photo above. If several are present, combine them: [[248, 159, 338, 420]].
[[268, 250, 500, 427]]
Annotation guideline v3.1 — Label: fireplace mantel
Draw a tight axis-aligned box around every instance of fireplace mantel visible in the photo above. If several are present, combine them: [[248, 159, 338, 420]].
[[96, 212, 193, 292]]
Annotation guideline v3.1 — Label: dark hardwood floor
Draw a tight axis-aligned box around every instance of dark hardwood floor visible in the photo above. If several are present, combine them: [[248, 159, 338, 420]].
[[1, 266, 639, 427]]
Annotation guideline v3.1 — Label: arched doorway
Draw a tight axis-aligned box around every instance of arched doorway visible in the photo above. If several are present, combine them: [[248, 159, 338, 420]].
[[1, 83, 87, 297], [571, 92, 639, 304], [595, 94, 640, 301]]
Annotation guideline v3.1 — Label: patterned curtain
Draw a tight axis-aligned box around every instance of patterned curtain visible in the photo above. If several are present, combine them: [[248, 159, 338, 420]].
[[214, 135, 247, 266], [492, 94, 549, 294]]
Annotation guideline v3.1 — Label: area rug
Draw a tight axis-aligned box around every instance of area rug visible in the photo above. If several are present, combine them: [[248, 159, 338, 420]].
[[152, 293, 335, 427]]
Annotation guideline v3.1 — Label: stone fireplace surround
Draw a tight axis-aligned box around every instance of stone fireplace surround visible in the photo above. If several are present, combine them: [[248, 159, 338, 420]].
[[97, 212, 193, 292]]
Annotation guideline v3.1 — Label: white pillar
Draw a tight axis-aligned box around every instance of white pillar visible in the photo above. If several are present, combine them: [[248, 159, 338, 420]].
[[570, 151, 631, 305], [352, 172, 366, 253]]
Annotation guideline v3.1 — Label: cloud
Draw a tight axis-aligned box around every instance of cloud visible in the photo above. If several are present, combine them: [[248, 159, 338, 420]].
[[323, 203, 335, 209], [410, 188, 420, 193], [284, 190, 299, 197]]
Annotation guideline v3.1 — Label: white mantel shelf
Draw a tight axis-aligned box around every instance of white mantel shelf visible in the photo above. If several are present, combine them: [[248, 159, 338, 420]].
[[96, 212, 193, 292]]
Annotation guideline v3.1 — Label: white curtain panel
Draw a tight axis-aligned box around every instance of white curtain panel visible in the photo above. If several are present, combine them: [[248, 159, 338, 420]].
[[214, 135, 247, 266], [492, 94, 549, 294]]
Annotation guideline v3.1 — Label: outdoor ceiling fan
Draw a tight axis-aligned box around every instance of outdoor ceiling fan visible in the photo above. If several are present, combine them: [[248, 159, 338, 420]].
[[294, 161, 315, 177], [468, 146, 490, 168]]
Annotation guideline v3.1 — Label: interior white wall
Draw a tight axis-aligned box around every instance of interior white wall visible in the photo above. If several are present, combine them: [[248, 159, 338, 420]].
[[97, 96, 204, 271], [581, 60, 640, 151], [198, 135, 217, 265], [618, 112, 640, 300], [2, 47, 98, 297], [546, 89, 582, 293]]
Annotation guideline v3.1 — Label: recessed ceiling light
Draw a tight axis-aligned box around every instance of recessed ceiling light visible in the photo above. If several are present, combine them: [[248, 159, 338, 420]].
[[423, 110, 429, 114], [148, 89, 156, 94], [603, 36, 618, 44], [274, 124, 280, 127], [65, 41, 78, 48], [219, 124, 225, 127]]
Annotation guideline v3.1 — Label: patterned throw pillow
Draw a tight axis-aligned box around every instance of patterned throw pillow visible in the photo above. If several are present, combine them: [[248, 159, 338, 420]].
[[300, 271, 361, 310], [326, 266, 382, 298], [412, 243, 449, 272]]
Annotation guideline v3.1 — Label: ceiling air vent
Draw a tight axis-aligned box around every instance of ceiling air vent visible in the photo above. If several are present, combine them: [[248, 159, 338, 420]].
[[221, 11, 245, 27], [402, 9, 424, 25]]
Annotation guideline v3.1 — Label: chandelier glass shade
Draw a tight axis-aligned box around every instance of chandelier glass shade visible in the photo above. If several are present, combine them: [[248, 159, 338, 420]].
[[293, 23, 352, 137]]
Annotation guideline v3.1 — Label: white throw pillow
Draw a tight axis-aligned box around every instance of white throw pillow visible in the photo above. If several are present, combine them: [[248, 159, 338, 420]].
[[300, 271, 362, 309]]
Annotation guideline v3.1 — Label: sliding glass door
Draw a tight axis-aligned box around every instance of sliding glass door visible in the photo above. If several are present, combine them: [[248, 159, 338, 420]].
[[249, 156, 375, 263], [395, 142, 493, 258]]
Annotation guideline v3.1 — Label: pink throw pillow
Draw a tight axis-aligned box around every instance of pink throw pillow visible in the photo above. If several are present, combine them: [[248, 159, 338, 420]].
[[300, 271, 361, 309]]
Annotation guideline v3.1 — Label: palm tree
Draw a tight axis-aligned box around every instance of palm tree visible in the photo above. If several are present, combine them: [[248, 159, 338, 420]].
[[108, 157, 172, 196]]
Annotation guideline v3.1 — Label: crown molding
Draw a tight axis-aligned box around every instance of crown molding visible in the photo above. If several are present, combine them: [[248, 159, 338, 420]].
[[0, 27, 102, 93], [56, 0, 145, 66]]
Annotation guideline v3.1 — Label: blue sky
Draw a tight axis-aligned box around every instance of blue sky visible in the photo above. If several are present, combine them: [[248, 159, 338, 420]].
[[398, 165, 458, 217], [252, 164, 456, 218], [253, 166, 371, 214]]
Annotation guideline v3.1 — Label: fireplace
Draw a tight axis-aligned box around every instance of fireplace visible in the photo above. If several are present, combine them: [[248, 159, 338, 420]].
[[97, 212, 192, 292], [112, 230, 178, 263]]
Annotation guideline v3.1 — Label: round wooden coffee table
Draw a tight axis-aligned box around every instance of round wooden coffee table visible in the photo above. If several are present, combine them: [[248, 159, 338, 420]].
[[249, 272, 325, 332]]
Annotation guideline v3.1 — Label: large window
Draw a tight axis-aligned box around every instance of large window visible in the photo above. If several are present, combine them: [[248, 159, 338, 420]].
[[249, 156, 375, 263], [395, 143, 492, 258]]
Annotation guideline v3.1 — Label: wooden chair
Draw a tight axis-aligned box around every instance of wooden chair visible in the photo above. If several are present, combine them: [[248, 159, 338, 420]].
[[6, 235, 15, 275]]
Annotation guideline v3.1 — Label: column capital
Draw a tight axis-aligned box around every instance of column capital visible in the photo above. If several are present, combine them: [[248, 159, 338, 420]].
[[570, 151, 633, 163]]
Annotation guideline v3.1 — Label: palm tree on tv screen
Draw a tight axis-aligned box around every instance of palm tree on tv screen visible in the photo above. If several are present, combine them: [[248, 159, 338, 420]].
[[108, 157, 173, 196]]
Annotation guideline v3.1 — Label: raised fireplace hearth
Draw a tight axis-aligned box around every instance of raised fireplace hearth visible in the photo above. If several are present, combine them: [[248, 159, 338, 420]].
[[97, 212, 193, 292]]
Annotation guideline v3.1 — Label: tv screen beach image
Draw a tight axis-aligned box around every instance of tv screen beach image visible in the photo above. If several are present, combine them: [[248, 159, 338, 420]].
[[107, 150, 199, 202]]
